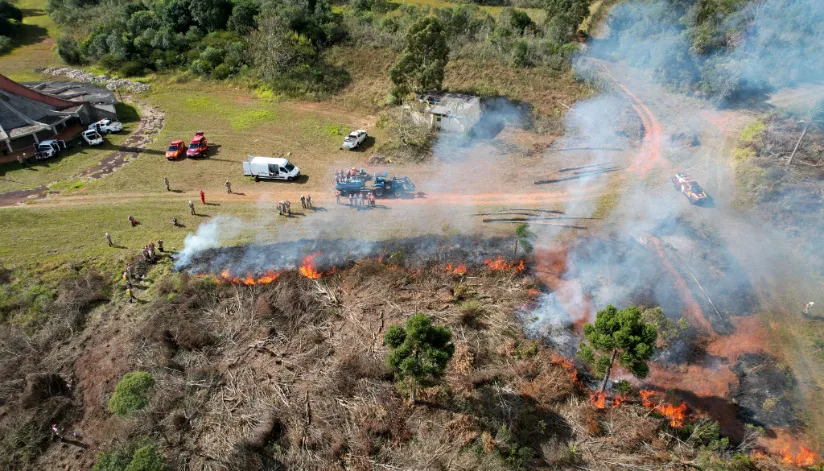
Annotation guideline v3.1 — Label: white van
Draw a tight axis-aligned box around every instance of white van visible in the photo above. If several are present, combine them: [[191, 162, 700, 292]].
[[242, 156, 301, 182]]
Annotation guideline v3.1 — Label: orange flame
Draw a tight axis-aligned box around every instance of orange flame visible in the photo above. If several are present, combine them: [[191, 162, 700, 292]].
[[781, 445, 819, 467], [217, 269, 280, 285], [611, 393, 627, 409], [590, 392, 607, 409], [639, 389, 688, 427], [550, 354, 579, 385], [299, 253, 322, 279], [445, 263, 467, 275], [483, 256, 526, 272]]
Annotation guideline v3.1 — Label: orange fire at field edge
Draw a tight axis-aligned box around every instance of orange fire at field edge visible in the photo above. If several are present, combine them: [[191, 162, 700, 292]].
[[217, 269, 280, 285], [299, 253, 322, 279], [781, 444, 819, 467], [640, 390, 688, 427], [484, 256, 525, 272], [445, 263, 467, 275]]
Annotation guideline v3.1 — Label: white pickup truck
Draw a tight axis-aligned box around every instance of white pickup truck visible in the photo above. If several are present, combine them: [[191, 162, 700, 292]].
[[88, 119, 123, 134], [342, 130, 368, 150], [36, 139, 67, 160], [81, 129, 104, 146]]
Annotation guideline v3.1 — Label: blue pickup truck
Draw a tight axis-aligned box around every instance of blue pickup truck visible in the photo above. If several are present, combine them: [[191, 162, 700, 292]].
[[335, 172, 416, 198]]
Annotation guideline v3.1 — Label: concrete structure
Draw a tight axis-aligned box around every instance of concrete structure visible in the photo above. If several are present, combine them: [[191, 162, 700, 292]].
[[416, 92, 481, 133], [0, 74, 118, 153]]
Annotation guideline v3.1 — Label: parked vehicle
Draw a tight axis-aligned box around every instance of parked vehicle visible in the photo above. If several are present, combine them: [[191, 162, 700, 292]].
[[166, 140, 185, 160], [81, 129, 104, 146], [186, 132, 208, 158], [88, 119, 123, 134], [342, 130, 368, 150], [335, 172, 416, 198], [36, 139, 66, 160], [243, 156, 301, 182], [672, 172, 708, 204]]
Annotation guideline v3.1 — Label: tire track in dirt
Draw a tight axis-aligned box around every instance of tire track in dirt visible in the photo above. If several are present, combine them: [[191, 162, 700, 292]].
[[598, 62, 664, 176]]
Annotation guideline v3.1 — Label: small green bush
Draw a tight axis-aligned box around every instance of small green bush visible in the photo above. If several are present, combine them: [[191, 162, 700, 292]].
[[0, 35, 14, 54], [124, 445, 167, 471], [91, 450, 132, 471], [57, 35, 83, 64], [108, 371, 154, 416]]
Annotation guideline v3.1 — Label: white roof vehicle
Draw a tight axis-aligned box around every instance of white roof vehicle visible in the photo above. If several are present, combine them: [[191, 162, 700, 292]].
[[242, 156, 301, 182], [81, 129, 104, 146], [36, 139, 66, 159], [342, 130, 368, 150], [88, 119, 123, 133]]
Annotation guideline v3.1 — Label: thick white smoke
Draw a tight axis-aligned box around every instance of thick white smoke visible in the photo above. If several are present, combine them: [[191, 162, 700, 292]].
[[175, 216, 242, 268]]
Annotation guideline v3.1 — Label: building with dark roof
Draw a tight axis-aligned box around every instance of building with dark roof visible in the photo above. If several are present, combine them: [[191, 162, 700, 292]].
[[0, 74, 118, 153]]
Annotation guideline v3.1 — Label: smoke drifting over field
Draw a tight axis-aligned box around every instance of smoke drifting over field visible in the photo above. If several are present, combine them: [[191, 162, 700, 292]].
[[589, 0, 824, 100]]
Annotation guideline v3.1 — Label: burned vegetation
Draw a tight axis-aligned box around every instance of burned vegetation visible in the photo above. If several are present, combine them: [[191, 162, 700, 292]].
[[0, 251, 803, 470]]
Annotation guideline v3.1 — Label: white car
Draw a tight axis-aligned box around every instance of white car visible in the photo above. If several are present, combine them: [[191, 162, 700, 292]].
[[36, 139, 66, 159], [343, 129, 368, 150], [88, 119, 123, 134], [81, 129, 104, 146]]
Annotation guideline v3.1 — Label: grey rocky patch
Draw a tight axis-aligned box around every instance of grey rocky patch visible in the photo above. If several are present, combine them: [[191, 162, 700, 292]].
[[34, 67, 151, 93]]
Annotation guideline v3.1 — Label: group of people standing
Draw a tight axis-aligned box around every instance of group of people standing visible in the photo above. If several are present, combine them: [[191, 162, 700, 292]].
[[337, 191, 376, 208]]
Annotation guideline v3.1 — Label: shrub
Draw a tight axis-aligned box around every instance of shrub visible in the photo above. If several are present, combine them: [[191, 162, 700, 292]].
[[92, 450, 132, 471], [0, 35, 12, 54], [108, 371, 155, 416], [124, 445, 167, 471], [57, 35, 83, 64], [119, 61, 146, 77]]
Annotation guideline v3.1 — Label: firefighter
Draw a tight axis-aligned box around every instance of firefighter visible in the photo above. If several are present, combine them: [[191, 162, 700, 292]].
[[18, 155, 25, 169], [126, 287, 135, 303], [164, 177, 170, 191], [189, 200, 195, 215], [128, 215, 137, 227], [200, 190, 205, 205], [172, 217, 179, 227], [122, 270, 128, 282], [225, 181, 232, 194], [51, 424, 62, 441], [369, 192, 376, 207], [803, 302, 815, 317], [300, 195, 306, 209], [157, 240, 164, 252], [306, 194, 312, 209], [127, 264, 135, 280], [335, 190, 341, 205], [148, 242, 156, 261], [285, 200, 292, 216], [277, 201, 284, 215], [348, 193, 354, 207], [105, 232, 113, 247]]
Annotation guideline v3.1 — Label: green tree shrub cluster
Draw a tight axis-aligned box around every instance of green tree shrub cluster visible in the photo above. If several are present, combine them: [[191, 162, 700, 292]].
[[108, 371, 155, 416], [0, 0, 23, 54]]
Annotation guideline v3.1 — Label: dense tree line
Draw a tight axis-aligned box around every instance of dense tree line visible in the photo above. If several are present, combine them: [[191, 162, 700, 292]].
[[49, 0, 590, 96], [0, 0, 23, 54]]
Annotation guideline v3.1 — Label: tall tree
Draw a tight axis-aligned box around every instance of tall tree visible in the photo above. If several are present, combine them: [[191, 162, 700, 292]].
[[390, 17, 449, 99], [577, 305, 657, 393], [383, 313, 455, 404]]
